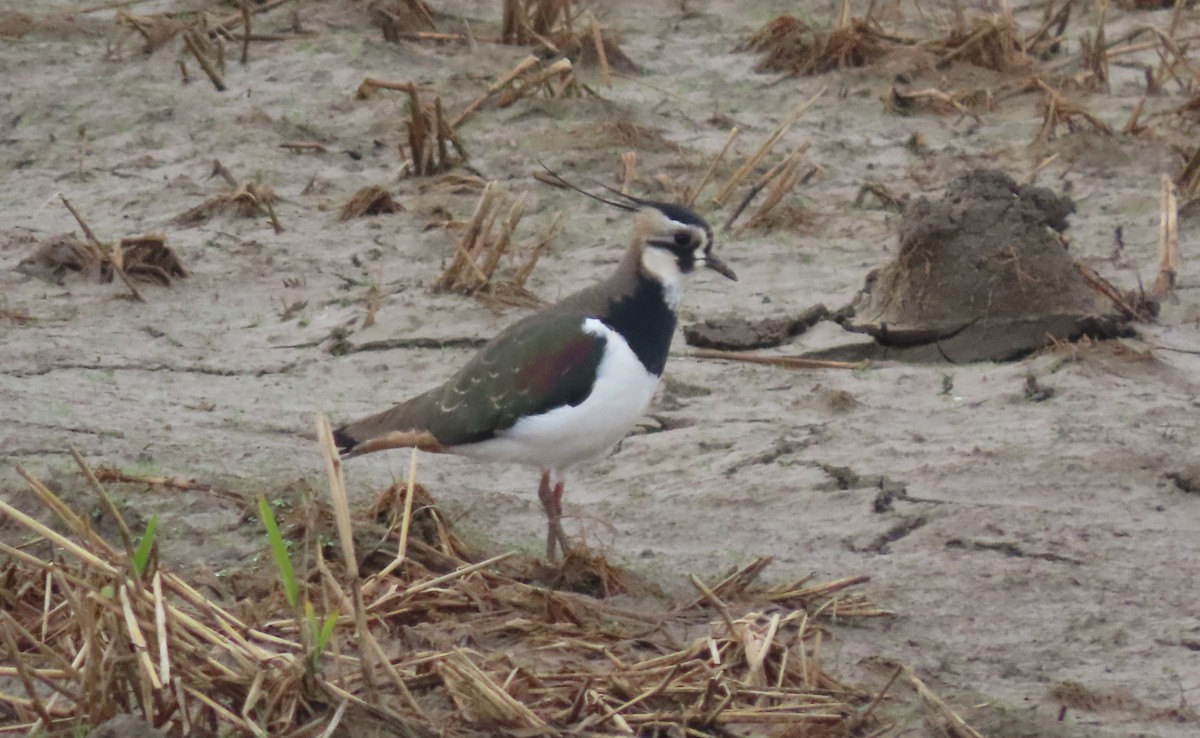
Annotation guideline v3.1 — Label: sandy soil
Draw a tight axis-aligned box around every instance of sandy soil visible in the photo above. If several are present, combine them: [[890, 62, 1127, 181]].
[[2, 0, 1199, 735]]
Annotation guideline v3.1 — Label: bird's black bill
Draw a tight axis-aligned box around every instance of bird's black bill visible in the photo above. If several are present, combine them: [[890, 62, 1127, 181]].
[[705, 254, 738, 281]]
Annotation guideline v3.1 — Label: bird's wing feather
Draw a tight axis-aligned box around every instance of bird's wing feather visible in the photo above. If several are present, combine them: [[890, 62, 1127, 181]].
[[335, 312, 607, 451], [427, 312, 607, 445]]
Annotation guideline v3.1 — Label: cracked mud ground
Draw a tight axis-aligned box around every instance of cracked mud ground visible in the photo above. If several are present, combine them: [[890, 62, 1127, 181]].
[[3, 1, 1200, 736]]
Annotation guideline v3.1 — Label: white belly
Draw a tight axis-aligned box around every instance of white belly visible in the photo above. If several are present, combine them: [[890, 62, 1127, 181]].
[[455, 318, 660, 471]]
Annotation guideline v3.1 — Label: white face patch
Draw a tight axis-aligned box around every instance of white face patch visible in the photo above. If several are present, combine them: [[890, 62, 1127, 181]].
[[639, 245, 684, 309]]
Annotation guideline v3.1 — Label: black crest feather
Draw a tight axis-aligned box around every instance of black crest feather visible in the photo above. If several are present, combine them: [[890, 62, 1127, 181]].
[[536, 161, 712, 239]]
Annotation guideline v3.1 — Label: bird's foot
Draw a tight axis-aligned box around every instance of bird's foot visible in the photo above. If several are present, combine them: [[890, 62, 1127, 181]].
[[538, 473, 571, 561]]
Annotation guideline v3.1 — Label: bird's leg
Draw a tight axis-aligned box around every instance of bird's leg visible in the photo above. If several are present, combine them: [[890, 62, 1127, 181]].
[[537, 470, 560, 561], [551, 479, 570, 557]]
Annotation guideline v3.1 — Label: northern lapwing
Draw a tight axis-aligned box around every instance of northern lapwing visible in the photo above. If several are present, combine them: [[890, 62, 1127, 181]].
[[334, 174, 736, 560]]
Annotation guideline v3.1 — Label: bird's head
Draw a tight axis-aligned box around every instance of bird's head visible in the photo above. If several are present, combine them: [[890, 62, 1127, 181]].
[[536, 162, 737, 306], [633, 202, 737, 293]]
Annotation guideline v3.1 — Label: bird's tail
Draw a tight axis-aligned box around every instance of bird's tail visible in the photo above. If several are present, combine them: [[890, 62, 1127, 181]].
[[331, 424, 360, 456], [332, 393, 446, 458]]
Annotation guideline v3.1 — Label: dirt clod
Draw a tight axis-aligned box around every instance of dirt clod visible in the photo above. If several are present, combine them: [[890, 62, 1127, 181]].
[[845, 169, 1130, 362], [685, 304, 828, 350], [1165, 466, 1200, 494]]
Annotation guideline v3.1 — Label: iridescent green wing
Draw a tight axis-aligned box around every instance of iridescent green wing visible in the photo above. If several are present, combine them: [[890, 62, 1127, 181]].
[[424, 312, 607, 446]]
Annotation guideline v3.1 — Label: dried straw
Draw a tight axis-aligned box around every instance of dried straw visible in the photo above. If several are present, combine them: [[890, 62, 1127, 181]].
[[433, 183, 556, 307], [0, 439, 988, 738], [1151, 174, 1180, 300]]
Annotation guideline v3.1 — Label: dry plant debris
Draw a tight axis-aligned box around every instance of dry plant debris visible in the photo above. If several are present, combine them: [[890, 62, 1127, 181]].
[[0, 429, 966, 738], [338, 185, 404, 221], [548, 20, 643, 77], [737, 13, 890, 76], [502, 0, 573, 46], [16, 198, 186, 298], [118, 12, 183, 54], [921, 9, 1031, 71], [454, 55, 592, 129], [370, 0, 439, 42], [398, 87, 467, 176], [596, 120, 680, 151], [884, 85, 982, 121], [1032, 79, 1112, 144], [1151, 174, 1181, 300], [119, 0, 294, 72], [1176, 145, 1200, 201], [175, 161, 282, 232], [433, 182, 558, 308]]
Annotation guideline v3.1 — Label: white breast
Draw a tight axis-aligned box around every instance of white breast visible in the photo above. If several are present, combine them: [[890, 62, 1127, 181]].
[[454, 318, 660, 471]]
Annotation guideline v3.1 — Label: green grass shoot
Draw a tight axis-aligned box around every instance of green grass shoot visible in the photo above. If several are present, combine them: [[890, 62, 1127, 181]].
[[258, 496, 299, 611], [132, 515, 158, 576]]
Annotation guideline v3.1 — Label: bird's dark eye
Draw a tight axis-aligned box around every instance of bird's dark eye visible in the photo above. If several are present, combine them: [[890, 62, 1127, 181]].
[[673, 232, 692, 247]]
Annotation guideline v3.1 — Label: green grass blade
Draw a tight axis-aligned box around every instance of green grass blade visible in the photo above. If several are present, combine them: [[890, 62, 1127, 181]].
[[258, 496, 299, 611], [315, 611, 338, 654], [132, 515, 158, 576]]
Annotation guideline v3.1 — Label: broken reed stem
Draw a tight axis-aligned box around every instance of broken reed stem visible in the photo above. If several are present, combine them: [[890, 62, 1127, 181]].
[[316, 414, 423, 714], [850, 665, 903, 729], [70, 446, 138, 580], [316, 414, 378, 697], [479, 192, 528, 280], [687, 574, 739, 637], [59, 195, 145, 301], [240, 0, 250, 65], [909, 669, 987, 738], [512, 211, 560, 287], [9, 469, 119, 575], [59, 194, 100, 246], [734, 142, 811, 231], [365, 450, 421, 588], [1027, 153, 1059, 184], [453, 55, 540, 128], [356, 77, 430, 99], [182, 30, 227, 92], [442, 182, 500, 289], [588, 14, 612, 86], [687, 126, 738, 208], [620, 152, 637, 194], [712, 87, 825, 207], [688, 348, 867, 371], [498, 57, 575, 105], [214, 0, 291, 33], [1152, 174, 1179, 300]]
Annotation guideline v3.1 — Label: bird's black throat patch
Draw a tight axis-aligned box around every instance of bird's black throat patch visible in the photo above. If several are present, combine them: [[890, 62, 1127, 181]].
[[600, 272, 677, 376]]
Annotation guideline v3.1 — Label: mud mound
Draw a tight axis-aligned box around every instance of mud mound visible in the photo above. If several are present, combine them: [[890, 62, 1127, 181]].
[[844, 169, 1129, 362]]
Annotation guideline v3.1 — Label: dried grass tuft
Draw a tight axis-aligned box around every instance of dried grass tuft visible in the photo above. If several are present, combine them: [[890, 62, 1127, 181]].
[[433, 182, 559, 308], [737, 13, 890, 76], [923, 10, 1030, 71], [1032, 79, 1112, 144], [549, 23, 643, 76], [453, 55, 591, 130], [502, 0, 573, 46], [370, 0, 439, 42], [339, 186, 404, 221], [118, 12, 183, 54], [17, 225, 185, 295], [401, 88, 468, 177], [884, 85, 982, 121], [175, 163, 282, 232], [1177, 144, 1200, 201], [0, 430, 994, 738]]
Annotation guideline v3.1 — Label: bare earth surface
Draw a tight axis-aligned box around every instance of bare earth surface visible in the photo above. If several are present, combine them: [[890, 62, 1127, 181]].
[[2, 0, 1199, 735]]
